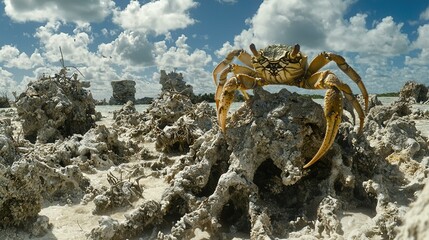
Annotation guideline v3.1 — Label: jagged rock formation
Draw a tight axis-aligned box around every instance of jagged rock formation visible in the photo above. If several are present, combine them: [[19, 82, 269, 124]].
[[91, 87, 428, 239], [0, 118, 134, 234], [399, 81, 428, 103], [112, 91, 216, 153], [155, 101, 215, 153], [0, 119, 91, 232], [0, 96, 10, 108], [159, 70, 194, 98], [15, 75, 97, 143], [0, 119, 17, 165], [396, 177, 429, 239], [109, 80, 136, 105]]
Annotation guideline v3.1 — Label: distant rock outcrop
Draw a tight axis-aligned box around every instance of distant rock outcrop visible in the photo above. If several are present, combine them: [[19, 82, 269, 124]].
[[399, 81, 428, 103], [159, 70, 194, 97], [109, 80, 136, 105]]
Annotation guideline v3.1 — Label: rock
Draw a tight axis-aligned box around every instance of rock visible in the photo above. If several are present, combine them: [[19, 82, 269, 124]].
[[92, 171, 144, 214], [364, 101, 428, 160], [31, 215, 52, 237], [0, 119, 18, 165], [0, 157, 89, 231], [0, 95, 10, 108], [89, 201, 162, 240], [118, 91, 195, 143], [93, 87, 428, 239], [15, 76, 97, 143], [109, 80, 136, 105], [396, 177, 429, 239], [159, 70, 194, 98], [399, 81, 428, 103], [155, 101, 216, 153]]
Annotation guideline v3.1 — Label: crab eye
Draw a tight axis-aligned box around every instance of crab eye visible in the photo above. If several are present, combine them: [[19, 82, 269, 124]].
[[289, 44, 300, 59]]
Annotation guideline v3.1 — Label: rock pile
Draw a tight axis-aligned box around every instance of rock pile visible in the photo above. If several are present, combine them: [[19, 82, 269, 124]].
[[399, 81, 429, 103], [92, 87, 428, 239], [159, 70, 194, 98], [109, 80, 136, 105], [0, 118, 92, 235], [112, 80, 216, 153], [15, 73, 97, 143], [3, 72, 429, 239]]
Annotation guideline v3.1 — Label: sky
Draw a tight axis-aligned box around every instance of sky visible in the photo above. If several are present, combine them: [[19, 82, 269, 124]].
[[0, 0, 429, 100]]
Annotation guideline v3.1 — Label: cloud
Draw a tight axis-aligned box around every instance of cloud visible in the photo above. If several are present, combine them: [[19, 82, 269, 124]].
[[154, 34, 213, 94], [0, 45, 44, 69], [98, 31, 155, 66], [112, 0, 198, 35], [420, 6, 429, 21], [34, 22, 95, 65], [405, 24, 429, 66], [4, 0, 114, 23], [0, 67, 19, 97], [217, 0, 409, 57], [155, 35, 212, 70], [329, 15, 409, 55]]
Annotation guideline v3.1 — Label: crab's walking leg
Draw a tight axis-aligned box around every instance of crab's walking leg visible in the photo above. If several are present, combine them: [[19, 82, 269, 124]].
[[217, 74, 259, 131], [303, 87, 343, 168], [308, 52, 369, 113], [212, 49, 253, 85]]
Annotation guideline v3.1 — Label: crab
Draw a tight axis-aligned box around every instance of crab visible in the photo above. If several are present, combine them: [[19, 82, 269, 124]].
[[213, 43, 368, 168]]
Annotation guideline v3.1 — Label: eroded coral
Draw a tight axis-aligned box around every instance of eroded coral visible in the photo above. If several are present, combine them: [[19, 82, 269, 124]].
[[396, 177, 429, 239], [90, 87, 428, 239], [159, 70, 194, 98], [399, 81, 429, 103], [0, 158, 90, 231], [16, 75, 97, 143], [0, 119, 18, 165], [155, 101, 216, 153], [109, 80, 136, 105], [93, 171, 144, 214]]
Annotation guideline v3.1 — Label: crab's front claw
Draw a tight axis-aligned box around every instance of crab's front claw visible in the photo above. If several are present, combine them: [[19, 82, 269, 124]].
[[216, 83, 236, 132], [303, 88, 343, 168]]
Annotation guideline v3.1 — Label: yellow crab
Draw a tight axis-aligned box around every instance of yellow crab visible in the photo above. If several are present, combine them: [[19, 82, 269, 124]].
[[213, 43, 368, 168]]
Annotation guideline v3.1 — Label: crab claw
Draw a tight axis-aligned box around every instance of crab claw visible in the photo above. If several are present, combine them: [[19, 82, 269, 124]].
[[303, 88, 343, 168], [216, 80, 236, 131]]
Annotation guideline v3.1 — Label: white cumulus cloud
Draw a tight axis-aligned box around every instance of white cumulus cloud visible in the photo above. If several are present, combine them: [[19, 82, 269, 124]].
[[112, 0, 198, 35], [4, 0, 114, 23], [217, 0, 409, 57], [0, 45, 44, 69]]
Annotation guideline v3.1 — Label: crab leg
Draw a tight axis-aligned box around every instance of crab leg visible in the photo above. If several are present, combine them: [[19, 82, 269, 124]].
[[303, 87, 343, 168], [217, 74, 259, 131], [307, 52, 368, 113], [215, 64, 256, 109], [212, 49, 253, 85]]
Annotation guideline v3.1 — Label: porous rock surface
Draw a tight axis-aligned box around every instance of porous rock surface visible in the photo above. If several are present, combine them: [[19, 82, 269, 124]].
[[0, 119, 131, 234], [3, 74, 429, 239], [159, 70, 194, 98], [90, 87, 428, 240], [396, 176, 429, 239], [399, 81, 429, 103], [109, 80, 136, 105], [0, 119, 91, 232], [112, 91, 216, 153], [15, 76, 97, 143]]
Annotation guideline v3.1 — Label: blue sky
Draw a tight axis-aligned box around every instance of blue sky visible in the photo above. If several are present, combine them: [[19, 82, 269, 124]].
[[0, 0, 429, 100]]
